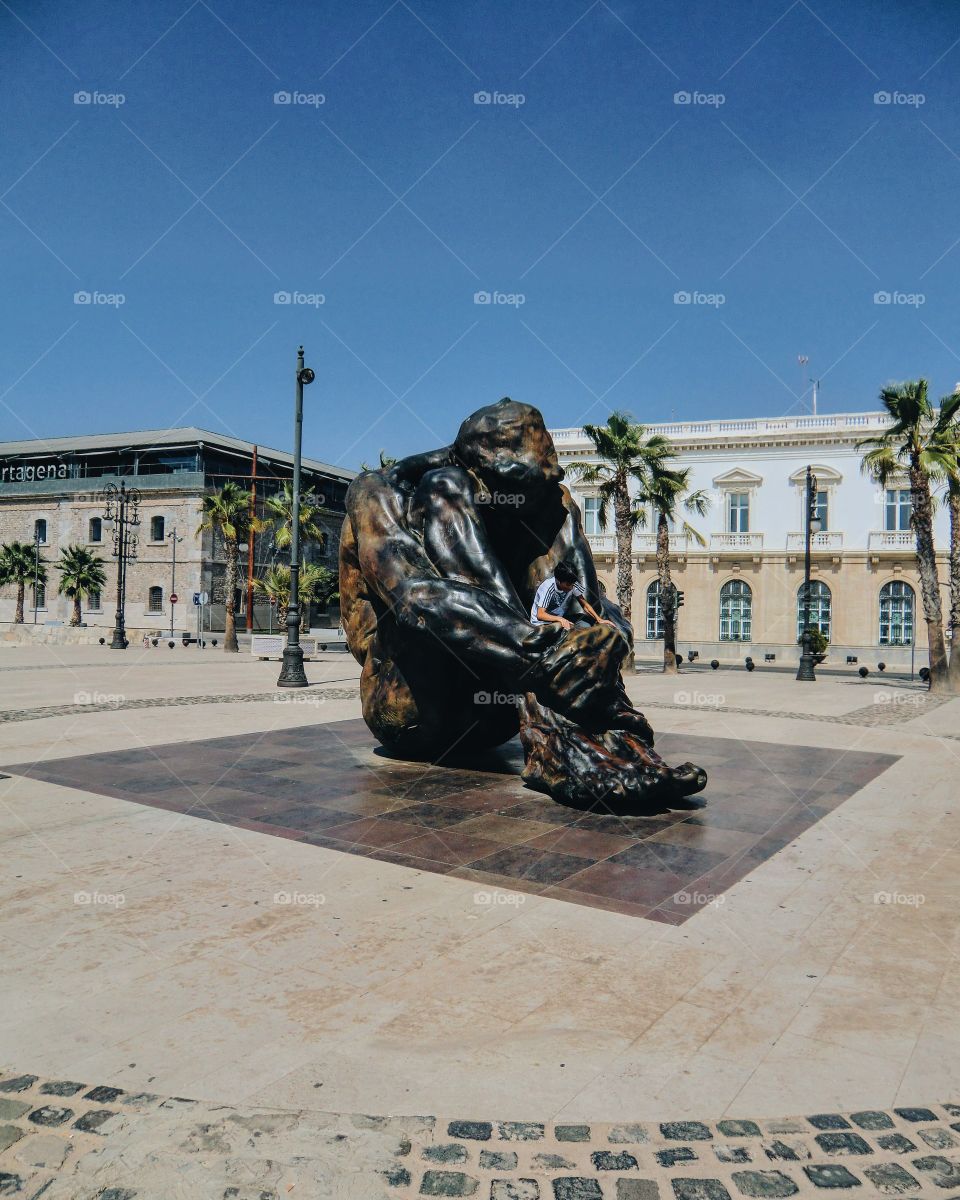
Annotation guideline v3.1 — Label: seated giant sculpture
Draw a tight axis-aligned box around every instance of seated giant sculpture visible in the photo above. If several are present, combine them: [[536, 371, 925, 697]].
[[339, 399, 706, 810]]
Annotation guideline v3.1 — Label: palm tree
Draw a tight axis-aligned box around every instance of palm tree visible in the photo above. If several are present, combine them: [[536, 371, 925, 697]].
[[928, 389, 960, 689], [567, 411, 675, 628], [858, 380, 960, 692], [0, 541, 47, 624], [254, 563, 291, 615], [254, 562, 336, 631], [55, 544, 106, 626], [944, 462, 960, 690], [639, 466, 709, 674], [360, 450, 398, 471], [198, 482, 254, 653], [263, 481, 327, 552]]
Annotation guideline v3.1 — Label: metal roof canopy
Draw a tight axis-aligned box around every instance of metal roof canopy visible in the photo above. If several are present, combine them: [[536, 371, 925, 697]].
[[0, 426, 355, 481]]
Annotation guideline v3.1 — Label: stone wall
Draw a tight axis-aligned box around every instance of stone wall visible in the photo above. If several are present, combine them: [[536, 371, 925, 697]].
[[0, 489, 204, 633]]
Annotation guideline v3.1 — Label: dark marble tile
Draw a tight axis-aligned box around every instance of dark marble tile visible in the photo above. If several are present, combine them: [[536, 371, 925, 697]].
[[320, 816, 427, 848], [607, 841, 730, 878], [524, 826, 636, 861], [570, 811, 677, 836], [258, 805, 365, 834], [391, 828, 505, 866], [499, 798, 583, 826], [430, 788, 519, 814], [377, 802, 477, 830], [466, 845, 592, 885], [561, 861, 683, 907], [3, 720, 899, 925]]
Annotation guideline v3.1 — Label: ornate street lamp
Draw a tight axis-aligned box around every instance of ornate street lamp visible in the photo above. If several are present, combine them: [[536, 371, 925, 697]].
[[101, 482, 141, 650], [277, 346, 315, 688], [796, 466, 821, 682]]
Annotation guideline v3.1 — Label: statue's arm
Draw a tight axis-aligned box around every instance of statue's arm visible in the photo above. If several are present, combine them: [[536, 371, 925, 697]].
[[346, 472, 560, 675]]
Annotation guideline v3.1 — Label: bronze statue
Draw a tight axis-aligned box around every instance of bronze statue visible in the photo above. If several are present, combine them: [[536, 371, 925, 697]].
[[339, 399, 706, 810]]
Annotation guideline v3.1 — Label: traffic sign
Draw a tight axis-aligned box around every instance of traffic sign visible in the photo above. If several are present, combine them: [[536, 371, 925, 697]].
[[170, 592, 178, 604], [193, 592, 208, 606]]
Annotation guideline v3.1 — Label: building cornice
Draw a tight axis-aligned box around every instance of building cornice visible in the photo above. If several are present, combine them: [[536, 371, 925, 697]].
[[552, 411, 892, 456]]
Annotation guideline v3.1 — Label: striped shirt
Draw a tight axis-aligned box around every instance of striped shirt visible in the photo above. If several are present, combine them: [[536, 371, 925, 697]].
[[531, 576, 585, 623]]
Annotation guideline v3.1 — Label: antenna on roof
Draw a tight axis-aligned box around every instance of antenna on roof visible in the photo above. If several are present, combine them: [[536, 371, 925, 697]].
[[797, 356, 818, 415]]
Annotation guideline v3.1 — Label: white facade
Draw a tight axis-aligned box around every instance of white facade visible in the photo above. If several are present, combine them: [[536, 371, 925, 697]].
[[553, 411, 949, 667]]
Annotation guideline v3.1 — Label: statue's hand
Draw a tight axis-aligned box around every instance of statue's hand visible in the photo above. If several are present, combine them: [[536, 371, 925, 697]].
[[529, 624, 627, 723]]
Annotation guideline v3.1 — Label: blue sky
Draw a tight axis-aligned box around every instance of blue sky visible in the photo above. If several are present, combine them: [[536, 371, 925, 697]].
[[2, 0, 959, 470]]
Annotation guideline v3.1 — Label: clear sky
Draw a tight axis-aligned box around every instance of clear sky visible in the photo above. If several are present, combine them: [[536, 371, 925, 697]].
[[2, 0, 959, 470]]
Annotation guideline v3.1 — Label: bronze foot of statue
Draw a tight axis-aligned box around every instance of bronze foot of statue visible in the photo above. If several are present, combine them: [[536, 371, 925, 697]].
[[517, 693, 707, 812]]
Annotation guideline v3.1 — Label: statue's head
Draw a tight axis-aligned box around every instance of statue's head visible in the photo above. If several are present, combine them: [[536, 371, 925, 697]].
[[453, 398, 563, 507]]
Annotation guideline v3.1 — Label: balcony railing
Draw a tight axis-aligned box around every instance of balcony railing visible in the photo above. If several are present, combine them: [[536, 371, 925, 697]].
[[552, 411, 891, 444], [585, 531, 691, 554], [869, 530, 915, 551], [709, 532, 763, 551], [786, 531, 843, 551]]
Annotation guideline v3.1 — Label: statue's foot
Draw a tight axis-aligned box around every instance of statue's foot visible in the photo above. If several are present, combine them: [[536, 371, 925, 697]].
[[518, 694, 707, 812]]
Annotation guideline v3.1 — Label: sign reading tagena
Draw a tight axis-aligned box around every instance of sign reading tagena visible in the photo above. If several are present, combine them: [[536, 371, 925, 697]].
[[0, 462, 69, 483]]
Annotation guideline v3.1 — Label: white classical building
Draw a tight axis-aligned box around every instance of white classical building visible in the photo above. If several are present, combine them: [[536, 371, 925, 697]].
[[552, 411, 949, 669]]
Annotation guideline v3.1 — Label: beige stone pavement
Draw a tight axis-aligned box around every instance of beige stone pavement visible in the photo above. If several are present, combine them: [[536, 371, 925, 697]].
[[0, 641, 957, 1125]]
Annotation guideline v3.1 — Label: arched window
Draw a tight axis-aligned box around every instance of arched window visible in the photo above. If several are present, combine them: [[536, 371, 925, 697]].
[[646, 580, 664, 640], [88, 517, 102, 543], [879, 581, 914, 645], [797, 580, 831, 640], [34, 518, 47, 544], [148, 586, 164, 613], [719, 579, 752, 641], [151, 515, 165, 542]]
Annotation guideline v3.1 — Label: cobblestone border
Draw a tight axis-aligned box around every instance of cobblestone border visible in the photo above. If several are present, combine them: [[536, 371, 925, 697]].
[[0, 690, 950, 733], [0, 1070, 956, 1198], [0, 687, 360, 723], [399, 1107, 960, 1198]]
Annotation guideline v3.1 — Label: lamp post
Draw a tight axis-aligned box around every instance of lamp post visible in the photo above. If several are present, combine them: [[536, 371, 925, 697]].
[[796, 466, 821, 682], [101, 481, 141, 650], [277, 345, 315, 687], [167, 527, 184, 639]]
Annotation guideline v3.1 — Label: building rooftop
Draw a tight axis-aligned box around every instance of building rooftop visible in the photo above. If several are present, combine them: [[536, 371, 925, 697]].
[[551, 410, 892, 447], [0, 427, 355, 481]]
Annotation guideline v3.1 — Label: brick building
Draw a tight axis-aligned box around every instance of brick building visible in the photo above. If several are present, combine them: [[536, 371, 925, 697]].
[[0, 428, 354, 637]]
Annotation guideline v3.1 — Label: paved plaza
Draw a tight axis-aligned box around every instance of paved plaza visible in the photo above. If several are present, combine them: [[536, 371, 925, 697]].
[[1, 643, 958, 1197]]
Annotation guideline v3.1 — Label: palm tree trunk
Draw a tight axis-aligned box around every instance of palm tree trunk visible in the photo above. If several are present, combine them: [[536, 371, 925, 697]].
[[947, 488, 960, 690], [15, 580, 24, 624], [910, 464, 950, 691], [224, 541, 239, 653], [657, 514, 678, 674], [71, 594, 81, 626], [613, 478, 633, 627]]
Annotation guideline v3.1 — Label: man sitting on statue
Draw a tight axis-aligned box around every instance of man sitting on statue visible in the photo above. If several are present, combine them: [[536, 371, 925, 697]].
[[531, 559, 614, 632]]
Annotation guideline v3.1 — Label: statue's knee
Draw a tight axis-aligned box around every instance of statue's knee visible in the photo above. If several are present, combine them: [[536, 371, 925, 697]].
[[416, 466, 474, 515], [393, 579, 437, 629]]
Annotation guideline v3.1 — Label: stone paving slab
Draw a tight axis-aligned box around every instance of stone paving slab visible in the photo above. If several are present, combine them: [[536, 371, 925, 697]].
[[0, 1070, 956, 1198]]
